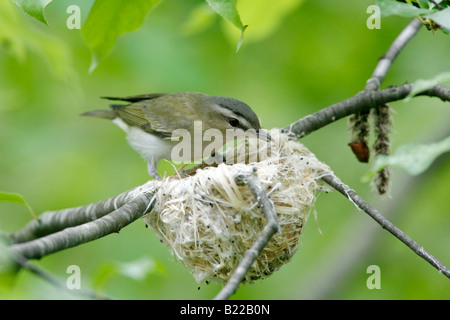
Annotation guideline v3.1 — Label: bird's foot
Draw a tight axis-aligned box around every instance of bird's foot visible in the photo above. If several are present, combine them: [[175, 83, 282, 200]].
[[147, 160, 162, 180]]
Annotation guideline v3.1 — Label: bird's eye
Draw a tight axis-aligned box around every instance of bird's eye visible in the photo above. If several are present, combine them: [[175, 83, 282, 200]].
[[229, 118, 240, 127]]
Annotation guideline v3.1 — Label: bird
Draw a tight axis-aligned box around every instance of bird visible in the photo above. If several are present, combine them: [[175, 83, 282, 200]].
[[81, 92, 271, 180]]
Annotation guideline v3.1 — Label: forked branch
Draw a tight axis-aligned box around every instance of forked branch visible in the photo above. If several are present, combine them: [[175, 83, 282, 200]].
[[282, 84, 450, 139], [9, 192, 155, 260]]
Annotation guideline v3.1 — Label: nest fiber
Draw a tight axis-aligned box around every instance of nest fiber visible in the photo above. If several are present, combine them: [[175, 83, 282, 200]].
[[142, 129, 331, 284]]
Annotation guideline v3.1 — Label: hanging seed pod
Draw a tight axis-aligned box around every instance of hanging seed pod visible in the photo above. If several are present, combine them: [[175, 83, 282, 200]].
[[371, 104, 393, 195], [348, 111, 371, 163]]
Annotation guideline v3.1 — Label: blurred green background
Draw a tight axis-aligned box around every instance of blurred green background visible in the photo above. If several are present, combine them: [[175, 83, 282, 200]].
[[0, 0, 449, 299]]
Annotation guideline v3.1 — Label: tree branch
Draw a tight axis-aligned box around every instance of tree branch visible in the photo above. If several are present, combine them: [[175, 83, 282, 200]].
[[9, 192, 155, 260], [365, 18, 422, 91], [9, 184, 153, 244], [321, 174, 450, 279], [303, 132, 450, 298], [282, 84, 450, 139], [430, 0, 445, 10]]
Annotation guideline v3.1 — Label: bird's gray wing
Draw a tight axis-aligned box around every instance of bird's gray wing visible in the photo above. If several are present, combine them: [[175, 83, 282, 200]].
[[102, 93, 167, 103], [109, 103, 172, 139], [139, 94, 199, 140], [111, 93, 201, 140]]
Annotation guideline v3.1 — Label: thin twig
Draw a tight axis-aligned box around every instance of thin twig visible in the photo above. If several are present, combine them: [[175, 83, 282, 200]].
[[214, 169, 280, 300], [12, 252, 113, 300], [365, 18, 423, 91], [303, 130, 450, 298], [321, 173, 450, 279], [9, 192, 155, 260], [430, 0, 445, 10]]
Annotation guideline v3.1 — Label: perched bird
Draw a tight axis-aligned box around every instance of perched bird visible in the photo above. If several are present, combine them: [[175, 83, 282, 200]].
[[81, 92, 270, 179]]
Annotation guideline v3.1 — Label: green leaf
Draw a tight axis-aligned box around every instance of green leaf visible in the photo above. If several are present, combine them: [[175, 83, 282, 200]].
[[0, 192, 37, 220], [115, 257, 160, 281], [416, 0, 430, 9], [217, 0, 304, 51], [206, 0, 245, 31], [205, 0, 247, 51], [1, 2, 77, 82], [365, 136, 450, 179], [426, 7, 450, 30], [0, 0, 27, 61], [92, 257, 166, 290], [405, 72, 450, 101], [376, 0, 432, 17], [82, 0, 161, 72], [13, 0, 52, 25]]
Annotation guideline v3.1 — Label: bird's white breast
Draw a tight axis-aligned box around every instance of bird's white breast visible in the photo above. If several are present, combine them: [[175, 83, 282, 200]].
[[112, 118, 174, 162]]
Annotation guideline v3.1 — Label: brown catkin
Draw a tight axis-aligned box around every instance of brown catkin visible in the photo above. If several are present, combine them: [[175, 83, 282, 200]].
[[371, 104, 393, 195], [348, 111, 371, 162]]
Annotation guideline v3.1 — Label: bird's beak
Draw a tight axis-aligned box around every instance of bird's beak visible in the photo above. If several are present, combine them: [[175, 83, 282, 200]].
[[256, 129, 272, 142]]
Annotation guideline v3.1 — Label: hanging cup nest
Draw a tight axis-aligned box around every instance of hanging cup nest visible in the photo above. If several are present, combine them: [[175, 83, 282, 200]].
[[141, 129, 331, 285]]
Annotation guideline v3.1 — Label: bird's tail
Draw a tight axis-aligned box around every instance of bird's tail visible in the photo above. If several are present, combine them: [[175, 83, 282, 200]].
[[80, 109, 116, 119]]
